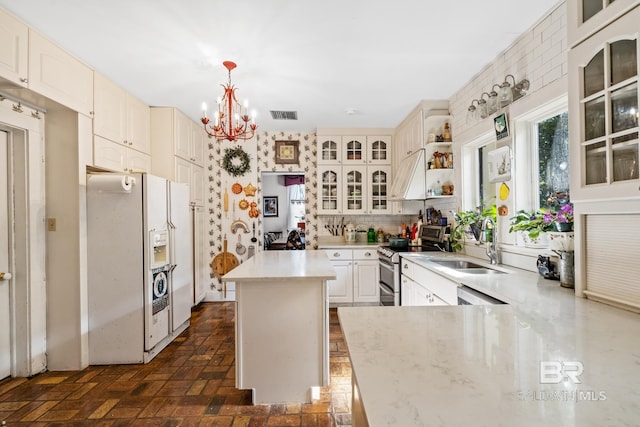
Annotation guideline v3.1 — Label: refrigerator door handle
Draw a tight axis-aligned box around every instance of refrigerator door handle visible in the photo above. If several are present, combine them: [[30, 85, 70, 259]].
[[168, 220, 176, 269]]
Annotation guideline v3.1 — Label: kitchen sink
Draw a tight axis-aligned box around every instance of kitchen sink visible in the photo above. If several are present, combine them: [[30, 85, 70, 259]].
[[455, 268, 506, 275], [430, 259, 508, 275], [431, 260, 487, 269]]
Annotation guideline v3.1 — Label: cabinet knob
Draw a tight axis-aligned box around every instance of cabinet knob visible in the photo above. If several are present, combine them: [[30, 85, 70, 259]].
[[0, 272, 12, 281], [129, 141, 133, 146], [403, 264, 408, 268], [19, 77, 28, 83], [333, 252, 340, 257], [365, 252, 371, 256]]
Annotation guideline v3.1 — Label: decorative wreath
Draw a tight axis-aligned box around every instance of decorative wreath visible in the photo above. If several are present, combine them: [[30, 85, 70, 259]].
[[222, 146, 251, 177]]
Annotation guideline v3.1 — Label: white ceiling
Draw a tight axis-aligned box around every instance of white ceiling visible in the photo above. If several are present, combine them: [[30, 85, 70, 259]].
[[0, 0, 560, 132]]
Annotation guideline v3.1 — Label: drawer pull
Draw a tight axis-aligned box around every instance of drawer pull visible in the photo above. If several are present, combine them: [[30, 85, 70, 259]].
[[333, 252, 340, 257]]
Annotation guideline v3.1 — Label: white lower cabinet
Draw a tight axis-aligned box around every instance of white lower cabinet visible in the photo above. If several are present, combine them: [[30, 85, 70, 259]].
[[325, 248, 379, 304], [328, 260, 353, 303], [353, 259, 379, 302], [400, 257, 457, 306]]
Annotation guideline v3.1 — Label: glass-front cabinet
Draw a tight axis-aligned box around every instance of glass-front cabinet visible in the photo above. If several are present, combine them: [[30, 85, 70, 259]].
[[567, 0, 638, 47], [317, 132, 393, 215], [367, 136, 391, 165], [368, 166, 392, 214], [317, 134, 391, 166], [317, 136, 342, 164], [318, 166, 342, 214], [344, 166, 366, 214], [569, 7, 639, 200], [342, 137, 366, 165]]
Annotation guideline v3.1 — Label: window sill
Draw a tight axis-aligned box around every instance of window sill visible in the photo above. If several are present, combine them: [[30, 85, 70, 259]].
[[461, 242, 550, 273]]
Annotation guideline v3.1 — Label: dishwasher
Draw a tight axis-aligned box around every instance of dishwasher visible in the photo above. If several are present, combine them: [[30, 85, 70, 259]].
[[457, 286, 506, 305]]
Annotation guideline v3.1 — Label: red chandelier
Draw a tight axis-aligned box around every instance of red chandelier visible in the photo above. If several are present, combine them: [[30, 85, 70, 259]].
[[201, 61, 257, 142]]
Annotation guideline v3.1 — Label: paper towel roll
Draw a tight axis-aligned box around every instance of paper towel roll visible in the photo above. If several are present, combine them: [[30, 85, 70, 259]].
[[89, 175, 136, 193]]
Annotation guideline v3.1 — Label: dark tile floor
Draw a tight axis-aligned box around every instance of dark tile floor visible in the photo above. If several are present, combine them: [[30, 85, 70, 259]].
[[0, 303, 352, 426]]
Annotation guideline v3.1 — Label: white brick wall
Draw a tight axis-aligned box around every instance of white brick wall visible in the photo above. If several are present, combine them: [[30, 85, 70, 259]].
[[449, 1, 567, 136]]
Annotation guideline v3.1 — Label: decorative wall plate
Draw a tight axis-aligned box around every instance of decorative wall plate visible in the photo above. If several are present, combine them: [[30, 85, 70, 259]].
[[231, 182, 243, 194]]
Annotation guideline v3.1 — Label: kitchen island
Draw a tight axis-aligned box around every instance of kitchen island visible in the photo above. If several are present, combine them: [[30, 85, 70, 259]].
[[339, 252, 640, 426], [222, 250, 336, 404]]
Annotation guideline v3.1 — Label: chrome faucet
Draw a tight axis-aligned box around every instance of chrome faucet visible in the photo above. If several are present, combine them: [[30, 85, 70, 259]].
[[481, 217, 499, 265]]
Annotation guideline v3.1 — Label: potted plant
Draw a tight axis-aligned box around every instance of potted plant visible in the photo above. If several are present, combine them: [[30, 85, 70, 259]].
[[544, 203, 573, 232], [449, 203, 496, 251], [508, 209, 555, 247], [544, 203, 574, 251]]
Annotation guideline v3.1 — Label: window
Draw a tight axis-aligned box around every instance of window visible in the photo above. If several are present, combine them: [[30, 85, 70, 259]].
[[461, 96, 569, 249], [287, 184, 306, 231], [537, 112, 569, 209], [478, 141, 497, 206], [461, 135, 496, 212]]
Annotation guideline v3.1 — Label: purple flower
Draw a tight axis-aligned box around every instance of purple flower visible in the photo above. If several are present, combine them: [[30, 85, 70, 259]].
[[543, 213, 554, 223]]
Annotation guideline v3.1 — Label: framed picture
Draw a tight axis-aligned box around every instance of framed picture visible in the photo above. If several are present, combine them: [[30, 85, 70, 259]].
[[488, 145, 512, 183], [494, 113, 509, 140], [275, 140, 299, 164], [263, 196, 279, 217]]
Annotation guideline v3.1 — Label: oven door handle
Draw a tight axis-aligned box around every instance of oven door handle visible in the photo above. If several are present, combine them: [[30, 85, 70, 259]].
[[378, 261, 395, 273], [378, 281, 394, 296]]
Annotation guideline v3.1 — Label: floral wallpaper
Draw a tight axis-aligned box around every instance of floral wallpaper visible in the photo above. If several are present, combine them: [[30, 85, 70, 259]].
[[205, 131, 318, 290]]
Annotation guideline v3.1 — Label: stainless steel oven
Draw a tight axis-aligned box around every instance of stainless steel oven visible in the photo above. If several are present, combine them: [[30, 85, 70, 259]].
[[377, 249, 399, 306], [377, 225, 448, 306]]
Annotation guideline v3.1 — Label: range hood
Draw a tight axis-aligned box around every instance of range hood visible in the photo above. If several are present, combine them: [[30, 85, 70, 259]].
[[389, 149, 426, 200]]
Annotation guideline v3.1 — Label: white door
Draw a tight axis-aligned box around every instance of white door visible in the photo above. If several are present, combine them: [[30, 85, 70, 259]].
[[1, 130, 11, 379]]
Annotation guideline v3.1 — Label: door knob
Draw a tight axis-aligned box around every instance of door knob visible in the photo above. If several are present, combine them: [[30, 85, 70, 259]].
[[0, 272, 12, 281]]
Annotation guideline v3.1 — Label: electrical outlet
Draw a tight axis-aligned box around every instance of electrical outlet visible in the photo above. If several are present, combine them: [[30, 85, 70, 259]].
[[47, 218, 56, 231]]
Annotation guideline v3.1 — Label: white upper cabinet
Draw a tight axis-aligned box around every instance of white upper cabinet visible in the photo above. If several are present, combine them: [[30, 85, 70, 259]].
[[569, 6, 640, 201], [341, 136, 367, 165], [317, 131, 393, 215], [317, 135, 343, 164], [317, 134, 391, 166], [367, 135, 391, 165], [0, 8, 28, 87], [126, 94, 151, 154], [568, 0, 639, 48], [150, 107, 206, 206], [317, 165, 343, 214], [93, 135, 151, 173], [173, 109, 204, 167], [28, 30, 93, 117], [94, 72, 150, 154], [393, 107, 424, 164]]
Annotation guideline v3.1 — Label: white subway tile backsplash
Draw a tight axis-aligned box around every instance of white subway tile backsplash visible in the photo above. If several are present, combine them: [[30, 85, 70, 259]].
[[449, 1, 567, 150]]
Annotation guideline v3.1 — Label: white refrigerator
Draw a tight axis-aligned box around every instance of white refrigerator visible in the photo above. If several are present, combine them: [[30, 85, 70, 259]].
[[87, 172, 192, 364]]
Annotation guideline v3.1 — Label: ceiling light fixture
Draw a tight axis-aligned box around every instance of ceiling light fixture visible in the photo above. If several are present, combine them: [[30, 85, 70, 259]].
[[466, 74, 530, 124], [201, 61, 257, 142]]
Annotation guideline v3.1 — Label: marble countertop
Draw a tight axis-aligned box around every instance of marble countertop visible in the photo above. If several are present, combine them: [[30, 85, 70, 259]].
[[338, 252, 640, 426], [222, 250, 337, 282]]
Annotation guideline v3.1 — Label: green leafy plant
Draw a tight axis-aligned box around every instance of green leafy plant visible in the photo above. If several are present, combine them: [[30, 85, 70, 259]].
[[508, 209, 555, 238], [449, 203, 497, 251]]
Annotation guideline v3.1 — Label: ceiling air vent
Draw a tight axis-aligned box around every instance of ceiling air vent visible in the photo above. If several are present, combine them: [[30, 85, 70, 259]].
[[270, 110, 298, 120]]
